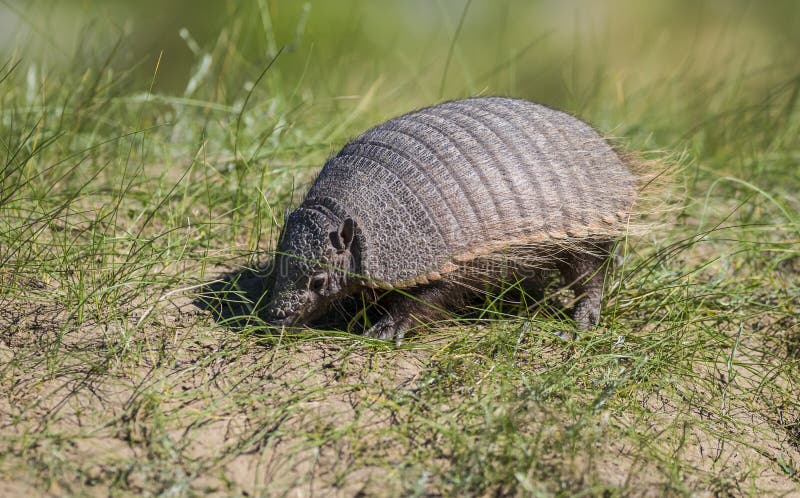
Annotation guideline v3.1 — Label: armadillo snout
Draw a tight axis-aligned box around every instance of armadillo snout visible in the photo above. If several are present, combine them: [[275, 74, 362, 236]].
[[264, 305, 300, 326], [264, 289, 312, 326], [267, 313, 298, 327]]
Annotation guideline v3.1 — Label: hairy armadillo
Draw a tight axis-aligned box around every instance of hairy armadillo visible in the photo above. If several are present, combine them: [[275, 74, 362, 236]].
[[263, 96, 638, 339]]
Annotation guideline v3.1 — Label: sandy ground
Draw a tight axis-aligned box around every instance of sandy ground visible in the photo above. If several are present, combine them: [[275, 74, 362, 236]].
[[1, 280, 798, 496]]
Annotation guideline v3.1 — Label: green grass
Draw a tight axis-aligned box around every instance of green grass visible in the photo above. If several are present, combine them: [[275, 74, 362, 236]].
[[1, 1, 799, 496]]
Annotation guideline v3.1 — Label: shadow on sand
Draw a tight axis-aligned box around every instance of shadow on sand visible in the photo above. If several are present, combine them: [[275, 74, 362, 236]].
[[192, 266, 274, 332]]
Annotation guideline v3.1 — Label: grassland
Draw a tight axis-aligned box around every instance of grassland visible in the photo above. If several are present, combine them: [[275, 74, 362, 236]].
[[0, 1, 798, 496]]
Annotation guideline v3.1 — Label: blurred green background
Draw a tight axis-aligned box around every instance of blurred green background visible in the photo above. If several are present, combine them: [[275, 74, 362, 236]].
[[3, 0, 798, 108]]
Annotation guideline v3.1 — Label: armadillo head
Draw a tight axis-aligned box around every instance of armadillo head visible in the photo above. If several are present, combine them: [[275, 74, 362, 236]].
[[264, 207, 360, 327]]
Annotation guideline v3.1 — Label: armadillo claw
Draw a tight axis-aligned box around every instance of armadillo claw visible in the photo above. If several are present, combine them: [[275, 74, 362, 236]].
[[364, 315, 398, 340], [553, 328, 577, 341], [394, 328, 406, 347], [572, 299, 601, 330], [364, 313, 414, 343]]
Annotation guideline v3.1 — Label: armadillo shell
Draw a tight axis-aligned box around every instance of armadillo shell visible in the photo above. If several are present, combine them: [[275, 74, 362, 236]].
[[304, 97, 636, 288]]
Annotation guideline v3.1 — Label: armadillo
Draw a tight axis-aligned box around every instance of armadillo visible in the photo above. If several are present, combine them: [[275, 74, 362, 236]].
[[263, 96, 638, 340]]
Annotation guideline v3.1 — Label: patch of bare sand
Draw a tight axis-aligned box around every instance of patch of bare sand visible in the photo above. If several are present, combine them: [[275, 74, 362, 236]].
[[174, 333, 428, 496], [0, 477, 46, 498]]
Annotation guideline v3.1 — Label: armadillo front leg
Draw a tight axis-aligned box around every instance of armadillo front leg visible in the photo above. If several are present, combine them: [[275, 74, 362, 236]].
[[558, 242, 612, 329], [364, 281, 468, 342]]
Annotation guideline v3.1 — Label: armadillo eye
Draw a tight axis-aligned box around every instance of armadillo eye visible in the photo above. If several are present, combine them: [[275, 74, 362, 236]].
[[309, 274, 328, 293]]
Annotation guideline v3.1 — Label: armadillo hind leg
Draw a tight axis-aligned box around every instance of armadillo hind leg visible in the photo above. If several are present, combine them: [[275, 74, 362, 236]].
[[557, 241, 613, 329], [364, 280, 472, 342]]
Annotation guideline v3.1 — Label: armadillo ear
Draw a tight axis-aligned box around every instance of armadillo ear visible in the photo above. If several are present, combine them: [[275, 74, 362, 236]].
[[329, 217, 356, 253], [340, 218, 356, 249]]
